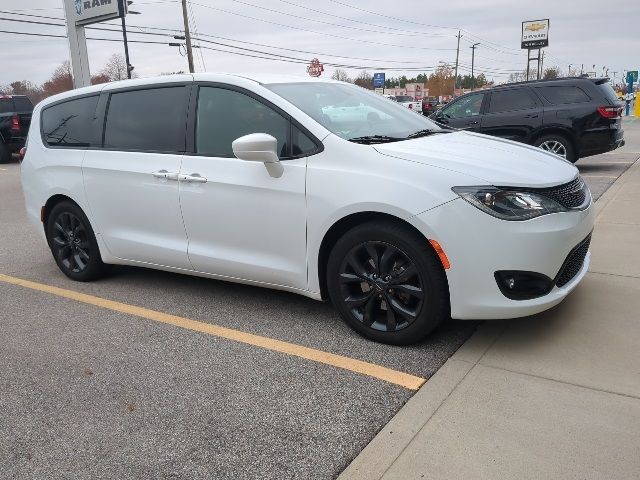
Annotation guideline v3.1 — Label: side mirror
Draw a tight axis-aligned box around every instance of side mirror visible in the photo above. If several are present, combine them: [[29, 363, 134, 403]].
[[232, 133, 280, 164]]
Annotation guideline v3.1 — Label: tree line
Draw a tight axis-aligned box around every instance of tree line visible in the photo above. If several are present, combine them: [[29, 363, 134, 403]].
[[331, 65, 491, 97], [0, 54, 134, 104]]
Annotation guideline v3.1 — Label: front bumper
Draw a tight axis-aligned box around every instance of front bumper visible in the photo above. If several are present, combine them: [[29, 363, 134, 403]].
[[412, 197, 595, 320]]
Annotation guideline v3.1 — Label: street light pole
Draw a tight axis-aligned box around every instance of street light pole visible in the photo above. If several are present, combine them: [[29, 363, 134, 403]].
[[470, 43, 479, 91], [118, 0, 132, 79], [181, 0, 195, 73]]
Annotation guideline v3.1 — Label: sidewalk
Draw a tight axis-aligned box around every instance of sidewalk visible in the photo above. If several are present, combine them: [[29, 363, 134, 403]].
[[340, 155, 640, 478]]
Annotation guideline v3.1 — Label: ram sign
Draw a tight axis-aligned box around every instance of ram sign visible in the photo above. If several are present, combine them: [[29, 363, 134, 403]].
[[72, 0, 126, 26], [521, 19, 550, 49]]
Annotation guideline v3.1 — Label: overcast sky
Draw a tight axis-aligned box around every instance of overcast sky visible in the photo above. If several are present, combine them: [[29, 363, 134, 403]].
[[1, 0, 638, 87]]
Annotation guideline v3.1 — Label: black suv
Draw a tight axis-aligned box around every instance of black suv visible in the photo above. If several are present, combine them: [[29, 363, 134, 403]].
[[0, 95, 33, 163], [430, 77, 624, 162]]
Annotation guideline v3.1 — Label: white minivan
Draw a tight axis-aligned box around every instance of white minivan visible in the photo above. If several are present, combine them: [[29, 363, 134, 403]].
[[21, 74, 594, 344]]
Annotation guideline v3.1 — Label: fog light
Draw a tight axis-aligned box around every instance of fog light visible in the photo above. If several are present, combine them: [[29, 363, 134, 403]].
[[495, 271, 553, 300]]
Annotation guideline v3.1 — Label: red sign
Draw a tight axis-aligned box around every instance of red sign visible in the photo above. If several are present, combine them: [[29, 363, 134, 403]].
[[307, 58, 324, 77]]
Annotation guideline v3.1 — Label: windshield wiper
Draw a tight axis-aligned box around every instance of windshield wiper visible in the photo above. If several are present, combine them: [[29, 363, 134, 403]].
[[348, 135, 405, 144], [406, 128, 451, 139]]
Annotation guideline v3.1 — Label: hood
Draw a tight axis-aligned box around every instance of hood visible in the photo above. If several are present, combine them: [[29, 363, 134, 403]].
[[374, 131, 578, 188]]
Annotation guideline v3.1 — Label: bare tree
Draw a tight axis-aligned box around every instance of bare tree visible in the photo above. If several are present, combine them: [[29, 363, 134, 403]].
[[507, 70, 528, 83], [353, 70, 373, 89], [331, 69, 352, 83], [101, 54, 134, 81], [542, 66, 562, 80]]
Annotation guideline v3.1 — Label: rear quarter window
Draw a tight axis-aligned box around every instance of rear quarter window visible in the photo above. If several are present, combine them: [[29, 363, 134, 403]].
[[535, 86, 591, 104], [42, 96, 99, 147], [596, 83, 621, 104]]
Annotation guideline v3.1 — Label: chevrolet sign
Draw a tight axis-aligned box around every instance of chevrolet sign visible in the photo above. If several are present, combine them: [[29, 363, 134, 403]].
[[521, 19, 549, 49]]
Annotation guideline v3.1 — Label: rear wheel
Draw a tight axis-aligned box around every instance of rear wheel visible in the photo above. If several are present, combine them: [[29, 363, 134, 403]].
[[327, 221, 449, 345], [45, 201, 107, 281], [536, 134, 576, 163]]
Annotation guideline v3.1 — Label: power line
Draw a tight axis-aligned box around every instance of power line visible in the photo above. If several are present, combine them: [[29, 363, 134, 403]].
[[189, 2, 456, 51], [274, 0, 451, 37]]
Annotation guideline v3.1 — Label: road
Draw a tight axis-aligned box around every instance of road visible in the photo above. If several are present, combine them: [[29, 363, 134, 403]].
[[0, 117, 637, 479]]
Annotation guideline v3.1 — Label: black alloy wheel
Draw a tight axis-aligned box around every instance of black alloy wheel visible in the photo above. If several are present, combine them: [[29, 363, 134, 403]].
[[327, 221, 449, 345], [46, 201, 107, 281], [51, 211, 91, 273], [338, 241, 423, 333]]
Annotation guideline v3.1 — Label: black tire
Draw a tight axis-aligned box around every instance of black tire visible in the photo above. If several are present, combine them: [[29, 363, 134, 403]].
[[0, 142, 12, 164], [327, 221, 449, 345], [45, 201, 108, 281], [535, 134, 576, 163]]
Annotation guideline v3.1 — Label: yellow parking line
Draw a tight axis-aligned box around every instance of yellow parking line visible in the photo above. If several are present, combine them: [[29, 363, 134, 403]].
[[0, 273, 426, 390]]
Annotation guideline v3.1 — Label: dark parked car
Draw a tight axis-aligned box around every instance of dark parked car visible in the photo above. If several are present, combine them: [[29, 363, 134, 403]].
[[0, 94, 33, 163], [429, 78, 624, 162]]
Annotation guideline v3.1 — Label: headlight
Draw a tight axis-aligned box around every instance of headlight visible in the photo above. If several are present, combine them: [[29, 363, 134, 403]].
[[452, 186, 567, 221]]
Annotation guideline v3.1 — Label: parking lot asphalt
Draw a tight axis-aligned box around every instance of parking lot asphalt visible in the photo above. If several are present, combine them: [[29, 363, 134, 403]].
[[1, 117, 637, 479]]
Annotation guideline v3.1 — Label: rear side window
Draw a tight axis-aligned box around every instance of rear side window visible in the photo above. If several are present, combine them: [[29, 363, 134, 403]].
[[488, 89, 537, 113], [13, 97, 33, 112], [104, 87, 187, 152], [535, 86, 591, 104], [42, 96, 99, 147], [0, 98, 13, 114]]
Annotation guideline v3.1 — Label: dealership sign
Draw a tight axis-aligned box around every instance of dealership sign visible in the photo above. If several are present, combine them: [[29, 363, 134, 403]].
[[307, 58, 324, 77], [521, 19, 549, 49], [72, 0, 126, 26]]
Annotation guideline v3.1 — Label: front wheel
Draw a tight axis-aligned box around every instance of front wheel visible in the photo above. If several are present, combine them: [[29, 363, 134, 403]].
[[327, 221, 449, 345], [45, 201, 108, 281]]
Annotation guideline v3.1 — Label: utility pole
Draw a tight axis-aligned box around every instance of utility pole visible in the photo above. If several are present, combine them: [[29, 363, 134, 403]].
[[470, 43, 479, 91], [181, 0, 195, 73], [453, 30, 461, 95]]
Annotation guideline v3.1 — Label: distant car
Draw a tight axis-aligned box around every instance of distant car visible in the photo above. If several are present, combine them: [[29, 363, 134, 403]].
[[429, 77, 624, 162], [421, 97, 438, 115], [394, 95, 422, 112], [0, 94, 33, 163]]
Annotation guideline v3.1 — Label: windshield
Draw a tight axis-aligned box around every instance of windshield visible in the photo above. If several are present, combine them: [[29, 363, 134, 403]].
[[266, 82, 440, 141]]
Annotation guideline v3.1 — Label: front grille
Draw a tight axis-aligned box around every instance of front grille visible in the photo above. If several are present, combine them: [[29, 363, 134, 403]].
[[535, 176, 589, 210], [555, 234, 591, 287]]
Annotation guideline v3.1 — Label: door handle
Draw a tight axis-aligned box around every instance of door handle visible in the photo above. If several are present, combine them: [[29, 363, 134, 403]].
[[152, 170, 179, 180], [179, 173, 208, 183], [524, 114, 539, 118], [467, 120, 479, 125]]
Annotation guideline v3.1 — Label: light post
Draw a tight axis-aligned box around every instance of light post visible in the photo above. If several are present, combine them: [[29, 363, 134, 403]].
[[470, 43, 480, 91], [119, 0, 140, 79]]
